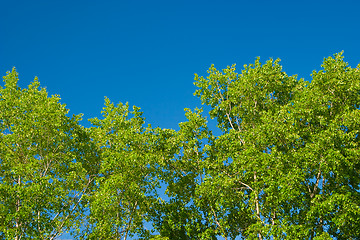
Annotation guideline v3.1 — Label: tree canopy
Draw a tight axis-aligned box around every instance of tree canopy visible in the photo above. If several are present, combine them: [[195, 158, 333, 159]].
[[1, 52, 360, 239]]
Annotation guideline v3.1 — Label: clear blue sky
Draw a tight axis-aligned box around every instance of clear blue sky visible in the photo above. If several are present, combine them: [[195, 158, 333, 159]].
[[1, 1, 360, 239], [2, 0, 359, 131]]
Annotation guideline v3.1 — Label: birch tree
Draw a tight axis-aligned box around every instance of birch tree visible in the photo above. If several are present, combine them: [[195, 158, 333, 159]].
[[0, 68, 95, 239]]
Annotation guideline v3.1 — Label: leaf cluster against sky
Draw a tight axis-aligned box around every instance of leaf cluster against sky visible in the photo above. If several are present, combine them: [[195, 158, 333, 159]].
[[1, 53, 360, 239]]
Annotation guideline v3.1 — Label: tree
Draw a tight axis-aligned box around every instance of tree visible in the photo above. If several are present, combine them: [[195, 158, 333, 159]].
[[79, 98, 166, 239], [0, 68, 96, 239], [149, 108, 219, 240], [192, 57, 303, 239], [153, 52, 360, 239], [1, 52, 359, 239], [185, 52, 360, 239]]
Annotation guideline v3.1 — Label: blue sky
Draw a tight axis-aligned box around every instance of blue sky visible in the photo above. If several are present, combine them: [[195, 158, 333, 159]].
[[2, 0, 359, 131], [1, 1, 360, 238]]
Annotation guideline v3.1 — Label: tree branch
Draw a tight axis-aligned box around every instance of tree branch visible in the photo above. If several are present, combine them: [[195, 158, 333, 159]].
[[49, 177, 93, 240], [210, 206, 227, 240]]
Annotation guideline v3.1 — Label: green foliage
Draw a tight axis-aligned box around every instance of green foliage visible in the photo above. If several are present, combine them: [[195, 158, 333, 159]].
[[79, 98, 163, 239], [1, 53, 359, 239], [188, 52, 360, 239], [0, 68, 94, 239]]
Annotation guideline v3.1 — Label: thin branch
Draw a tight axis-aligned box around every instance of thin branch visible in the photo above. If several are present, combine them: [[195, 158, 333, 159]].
[[210, 206, 227, 240], [49, 178, 93, 240], [311, 166, 322, 198], [124, 201, 138, 240], [254, 172, 263, 240], [223, 171, 253, 191], [271, 211, 276, 229]]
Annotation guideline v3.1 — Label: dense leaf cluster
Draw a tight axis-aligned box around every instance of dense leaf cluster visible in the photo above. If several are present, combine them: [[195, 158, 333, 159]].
[[1, 53, 359, 239]]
